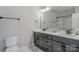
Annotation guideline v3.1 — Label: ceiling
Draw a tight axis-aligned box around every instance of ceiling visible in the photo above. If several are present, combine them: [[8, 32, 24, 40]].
[[49, 6, 75, 16]]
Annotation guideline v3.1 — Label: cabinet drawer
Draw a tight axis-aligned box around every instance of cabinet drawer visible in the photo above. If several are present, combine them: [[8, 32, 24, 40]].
[[53, 36, 71, 45], [65, 45, 79, 52], [43, 45, 51, 52], [43, 38, 51, 47], [34, 32, 51, 39], [53, 36, 79, 46], [52, 41, 63, 52], [41, 33, 51, 39]]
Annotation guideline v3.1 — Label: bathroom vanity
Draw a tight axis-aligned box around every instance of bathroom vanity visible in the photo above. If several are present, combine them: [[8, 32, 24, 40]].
[[33, 6, 79, 52], [34, 29, 79, 52]]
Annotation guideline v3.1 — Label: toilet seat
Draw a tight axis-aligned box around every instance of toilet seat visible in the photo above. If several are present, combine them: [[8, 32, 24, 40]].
[[5, 46, 19, 52]]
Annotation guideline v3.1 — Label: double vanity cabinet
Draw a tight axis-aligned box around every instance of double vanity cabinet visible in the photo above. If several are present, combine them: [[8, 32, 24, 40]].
[[34, 30, 79, 52]]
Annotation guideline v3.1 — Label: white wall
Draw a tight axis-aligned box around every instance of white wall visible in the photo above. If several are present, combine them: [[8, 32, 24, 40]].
[[0, 6, 40, 51], [11, 7, 39, 47]]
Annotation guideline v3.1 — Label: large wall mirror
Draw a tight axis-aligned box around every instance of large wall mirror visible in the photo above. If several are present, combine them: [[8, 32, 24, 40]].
[[40, 6, 75, 31]]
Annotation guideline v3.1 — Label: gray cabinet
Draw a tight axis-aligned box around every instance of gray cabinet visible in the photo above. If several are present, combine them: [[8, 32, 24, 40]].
[[34, 32, 79, 52]]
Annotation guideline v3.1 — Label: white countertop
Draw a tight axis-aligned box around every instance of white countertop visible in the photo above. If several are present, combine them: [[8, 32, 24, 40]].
[[34, 29, 79, 40]]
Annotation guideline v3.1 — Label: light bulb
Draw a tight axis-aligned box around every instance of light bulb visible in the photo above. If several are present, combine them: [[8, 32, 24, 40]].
[[40, 9, 43, 13], [43, 8, 46, 12], [46, 7, 50, 11]]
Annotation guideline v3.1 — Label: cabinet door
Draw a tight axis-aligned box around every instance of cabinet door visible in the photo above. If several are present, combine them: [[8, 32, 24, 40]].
[[34, 32, 39, 45], [34, 36, 43, 46], [34, 32, 43, 46], [52, 41, 63, 52], [65, 45, 79, 52]]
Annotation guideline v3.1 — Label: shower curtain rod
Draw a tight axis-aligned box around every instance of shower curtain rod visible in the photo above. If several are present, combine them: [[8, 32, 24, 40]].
[[0, 16, 20, 21]]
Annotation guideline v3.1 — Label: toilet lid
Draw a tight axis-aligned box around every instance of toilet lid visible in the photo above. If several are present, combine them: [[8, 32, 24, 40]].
[[5, 46, 19, 52]]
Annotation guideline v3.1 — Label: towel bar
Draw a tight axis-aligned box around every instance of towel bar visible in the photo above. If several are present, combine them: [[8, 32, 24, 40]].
[[0, 16, 20, 21]]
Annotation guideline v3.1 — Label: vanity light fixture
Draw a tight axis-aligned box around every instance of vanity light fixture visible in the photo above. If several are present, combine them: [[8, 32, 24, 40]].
[[40, 6, 50, 13]]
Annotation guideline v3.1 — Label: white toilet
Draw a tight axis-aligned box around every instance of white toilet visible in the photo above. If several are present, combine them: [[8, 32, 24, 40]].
[[4, 36, 19, 52]]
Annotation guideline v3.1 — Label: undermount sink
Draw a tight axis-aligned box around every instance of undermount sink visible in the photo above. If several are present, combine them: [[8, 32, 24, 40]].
[[73, 35, 79, 39], [43, 29, 79, 38], [60, 33, 79, 38], [52, 31, 76, 37]]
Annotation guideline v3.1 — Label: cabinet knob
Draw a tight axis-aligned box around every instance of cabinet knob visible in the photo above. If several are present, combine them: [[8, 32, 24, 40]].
[[37, 37, 39, 40], [46, 41, 48, 43], [61, 45, 66, 52]]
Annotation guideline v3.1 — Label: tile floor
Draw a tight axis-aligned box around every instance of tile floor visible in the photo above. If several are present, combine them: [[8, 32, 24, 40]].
[[19, 44, 43, 52], [19, 37, 43, 52]]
